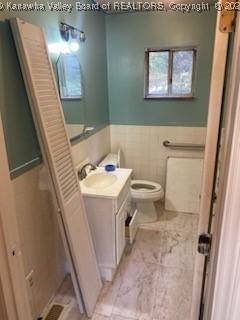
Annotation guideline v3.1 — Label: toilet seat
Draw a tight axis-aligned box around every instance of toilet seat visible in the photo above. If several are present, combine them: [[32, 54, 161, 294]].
[[131, 180, 161, 192], [131, 180, 164, 201]]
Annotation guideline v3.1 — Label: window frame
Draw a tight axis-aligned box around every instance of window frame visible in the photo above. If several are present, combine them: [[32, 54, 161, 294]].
[[144, 47, 197, 99]]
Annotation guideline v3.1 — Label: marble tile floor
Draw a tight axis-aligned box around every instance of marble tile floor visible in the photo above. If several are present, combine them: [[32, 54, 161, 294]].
[[49, 205, 199, 320]]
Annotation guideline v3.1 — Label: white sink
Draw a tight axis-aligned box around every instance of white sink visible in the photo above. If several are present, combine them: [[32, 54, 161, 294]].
[[84, 172, 117, 189]]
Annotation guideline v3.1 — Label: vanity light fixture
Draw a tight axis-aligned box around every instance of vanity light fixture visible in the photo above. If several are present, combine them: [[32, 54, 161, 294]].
[[48, 23, 85, 55], [60, 22, 86, 43]]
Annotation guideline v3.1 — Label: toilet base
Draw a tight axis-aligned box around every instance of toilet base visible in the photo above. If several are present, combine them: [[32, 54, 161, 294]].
[[136, 202, 158, 224]]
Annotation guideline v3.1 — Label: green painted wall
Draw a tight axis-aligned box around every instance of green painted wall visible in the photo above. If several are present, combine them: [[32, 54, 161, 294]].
[[0, 2, 109, 176], [0, 7, 218, 177], [106, 11, 217, 127]]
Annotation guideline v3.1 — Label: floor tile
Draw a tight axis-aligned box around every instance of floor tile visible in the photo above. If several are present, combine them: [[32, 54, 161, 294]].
[[63, 300, 84, 320], [152, 266, 193, 320], [111, 259, 159, 320], [140, 210, 193, 235], [191, 215, 199, 260], [91, 315, 110, 320], [95, 271, 122, 317], [159, 229, 194, 270], [192, 216, 199, 240], [127, 229, 162, 264], [51, 274, 74, 305], [111, 315, 136, 320], [47, 209, 196, 320]]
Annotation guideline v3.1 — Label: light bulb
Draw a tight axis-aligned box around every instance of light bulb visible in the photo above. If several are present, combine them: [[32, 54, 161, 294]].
[[60, 42, 70, 54], [48, 41, 70, 55], [69, 41, 80, 52]]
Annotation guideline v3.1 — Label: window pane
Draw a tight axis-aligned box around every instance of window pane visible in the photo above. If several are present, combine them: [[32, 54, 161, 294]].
[[148, 51, 169, 95], [172, 50, 194, 95]]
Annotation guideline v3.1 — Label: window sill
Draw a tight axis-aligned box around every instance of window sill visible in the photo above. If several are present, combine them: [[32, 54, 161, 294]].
[[144, 95, 195, 100]]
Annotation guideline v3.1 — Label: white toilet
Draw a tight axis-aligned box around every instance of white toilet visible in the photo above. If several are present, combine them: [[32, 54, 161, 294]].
[[131, 179, 164, 223], [98, 150, 164, 224]]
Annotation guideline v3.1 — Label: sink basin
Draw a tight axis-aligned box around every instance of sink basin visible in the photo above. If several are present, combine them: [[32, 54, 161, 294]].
[[83, 172, 117, 189]]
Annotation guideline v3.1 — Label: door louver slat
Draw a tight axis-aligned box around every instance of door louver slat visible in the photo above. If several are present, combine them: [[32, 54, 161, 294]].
[[49, 134, 67, 144], [26, 39, 78, 201], [54, 153, 71, 163]]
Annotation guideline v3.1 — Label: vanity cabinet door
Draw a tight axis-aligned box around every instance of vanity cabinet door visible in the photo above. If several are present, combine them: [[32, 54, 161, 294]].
[[116, 199, 127, 265]]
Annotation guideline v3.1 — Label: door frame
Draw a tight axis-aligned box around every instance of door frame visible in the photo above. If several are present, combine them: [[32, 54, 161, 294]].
[[203, 13, 240, 320], [0, 113, 32, 320], [190, 10, 230, 320]]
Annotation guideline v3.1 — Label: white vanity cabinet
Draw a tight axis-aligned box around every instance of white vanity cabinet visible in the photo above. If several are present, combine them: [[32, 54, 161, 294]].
[[82, 174, 131, 281]]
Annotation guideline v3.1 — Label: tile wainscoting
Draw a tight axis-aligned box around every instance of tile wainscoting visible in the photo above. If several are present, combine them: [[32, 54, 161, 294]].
[[12, 164, 66, 318], [10, 126, 111, 318], [110, 125, 207, 189]]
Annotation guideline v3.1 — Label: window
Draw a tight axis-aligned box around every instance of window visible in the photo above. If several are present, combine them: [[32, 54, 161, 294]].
[[144, 47, 196, 99]]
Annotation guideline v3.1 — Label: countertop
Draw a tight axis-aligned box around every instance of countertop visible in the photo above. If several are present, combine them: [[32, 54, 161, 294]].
[[79, 167, 132, 199]]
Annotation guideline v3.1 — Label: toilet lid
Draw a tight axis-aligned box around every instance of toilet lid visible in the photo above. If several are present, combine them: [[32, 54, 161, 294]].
[[131, 180, 162, 193]]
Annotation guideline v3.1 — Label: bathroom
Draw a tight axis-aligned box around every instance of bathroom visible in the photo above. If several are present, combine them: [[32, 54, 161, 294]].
[[0, 2, 239, 320]]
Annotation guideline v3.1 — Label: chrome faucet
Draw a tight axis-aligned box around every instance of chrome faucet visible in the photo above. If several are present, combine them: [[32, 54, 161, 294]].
[[78, 163, 97, 180]]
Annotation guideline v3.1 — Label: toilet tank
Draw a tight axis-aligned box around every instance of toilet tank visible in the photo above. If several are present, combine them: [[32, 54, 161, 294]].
[[98, 149, 122, 168]]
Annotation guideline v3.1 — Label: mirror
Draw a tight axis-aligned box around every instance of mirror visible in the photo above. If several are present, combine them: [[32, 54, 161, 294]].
[[56, 53, 86, 141], [52, 23, 102, 144]]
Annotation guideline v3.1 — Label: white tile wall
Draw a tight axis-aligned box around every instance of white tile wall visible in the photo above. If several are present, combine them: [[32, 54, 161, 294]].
[[71, 126, 111, 167], [110, 125, 207, 188], [12, 165, 66, 318]]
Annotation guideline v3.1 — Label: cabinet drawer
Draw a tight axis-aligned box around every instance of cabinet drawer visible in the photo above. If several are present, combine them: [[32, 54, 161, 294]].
[[128, 209, 138, 244]]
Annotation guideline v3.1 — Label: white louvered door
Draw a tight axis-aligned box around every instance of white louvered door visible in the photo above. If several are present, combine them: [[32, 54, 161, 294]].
[[10, 18, 102, 316]]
